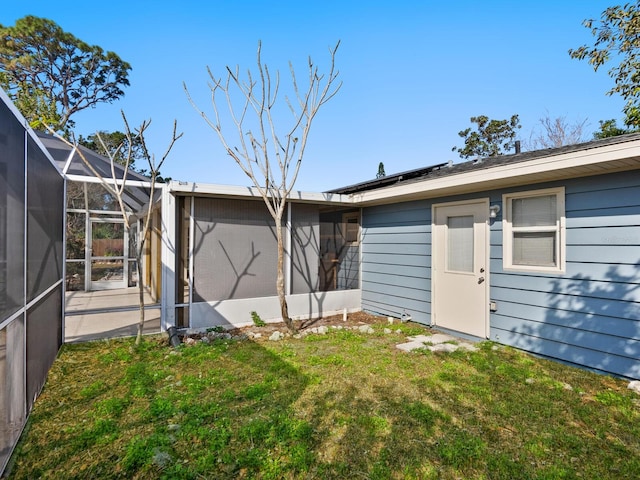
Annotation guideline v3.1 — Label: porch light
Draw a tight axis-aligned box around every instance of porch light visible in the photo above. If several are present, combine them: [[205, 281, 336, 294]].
[[489, 204, 501, 219]]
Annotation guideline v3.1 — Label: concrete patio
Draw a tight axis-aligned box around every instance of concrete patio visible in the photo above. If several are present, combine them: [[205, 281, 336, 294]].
[[65, 288, 161, 343]]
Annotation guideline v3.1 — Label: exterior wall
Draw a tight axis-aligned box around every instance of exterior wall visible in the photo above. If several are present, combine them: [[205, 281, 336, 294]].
[[189, 290, 362, 329], [490, 171, 640, 380], [162, 195, 362, 331], [361, 171, 640, 379], [361, 199, 433, 324]]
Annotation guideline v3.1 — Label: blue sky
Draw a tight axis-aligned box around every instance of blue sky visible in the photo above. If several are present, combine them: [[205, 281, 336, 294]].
[[2, 1, 625, 191]]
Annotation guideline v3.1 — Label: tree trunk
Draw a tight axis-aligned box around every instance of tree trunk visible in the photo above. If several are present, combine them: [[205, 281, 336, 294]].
[[276, 215, 296, 333], [134, 249, 145, 345]]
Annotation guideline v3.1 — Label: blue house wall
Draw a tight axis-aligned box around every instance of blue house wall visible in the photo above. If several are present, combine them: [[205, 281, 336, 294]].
[[361, 169, 640, 380]]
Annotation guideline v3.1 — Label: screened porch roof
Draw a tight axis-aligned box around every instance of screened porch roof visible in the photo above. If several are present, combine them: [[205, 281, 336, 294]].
[[36, 131, 156, 214]]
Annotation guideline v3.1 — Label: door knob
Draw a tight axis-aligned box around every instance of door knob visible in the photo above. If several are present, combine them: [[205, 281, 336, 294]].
[[478, 277, 485, 284]]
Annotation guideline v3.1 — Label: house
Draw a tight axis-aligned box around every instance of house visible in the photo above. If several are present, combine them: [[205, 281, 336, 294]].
[[161, 133, 640, 380], [2, 81, 640, 476]]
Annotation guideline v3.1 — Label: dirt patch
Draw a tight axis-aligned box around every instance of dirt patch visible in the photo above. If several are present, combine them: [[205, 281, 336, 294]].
[[229, 311, 386, 336]]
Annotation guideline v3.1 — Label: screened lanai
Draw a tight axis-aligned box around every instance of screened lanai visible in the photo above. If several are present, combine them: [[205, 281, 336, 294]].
[[162, 183, 362, 331], [35, 132, 163, 340], [1, 92, 65, 475]]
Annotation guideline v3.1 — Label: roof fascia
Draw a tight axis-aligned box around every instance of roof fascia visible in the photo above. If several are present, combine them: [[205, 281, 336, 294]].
[[168, 181, 353, 205]]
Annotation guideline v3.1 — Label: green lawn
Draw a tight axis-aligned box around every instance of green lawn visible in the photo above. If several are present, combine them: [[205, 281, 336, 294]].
[[8, 319, 640, 479]]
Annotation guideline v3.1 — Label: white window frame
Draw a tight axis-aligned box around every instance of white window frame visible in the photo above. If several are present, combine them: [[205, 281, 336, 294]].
[[503, 187, 565, 273]]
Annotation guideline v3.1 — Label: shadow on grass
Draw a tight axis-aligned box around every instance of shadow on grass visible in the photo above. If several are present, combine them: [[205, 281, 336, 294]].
[[8, 327, 640, 479]]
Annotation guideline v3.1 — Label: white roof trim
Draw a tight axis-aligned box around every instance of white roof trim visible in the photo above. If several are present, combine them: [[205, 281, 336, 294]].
[[168, 181, 352, 205], [65, 173, 153, 188]]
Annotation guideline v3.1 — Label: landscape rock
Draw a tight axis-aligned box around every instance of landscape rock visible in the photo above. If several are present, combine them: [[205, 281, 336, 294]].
[[408, 335, 433, 343], [396, 341, 426, 352], [457, 342, 478, 352], [358, 325, 375, 334], [152, 450, 172, 469], [628, 380, 640, 394], [383, 328, 392, 334], [269, 331, 284, 341], [429, 333, 457, 344], [429, 343, 458, 353]]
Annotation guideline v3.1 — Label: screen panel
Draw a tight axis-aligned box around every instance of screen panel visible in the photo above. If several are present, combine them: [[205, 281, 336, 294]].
[[0, 101, 26, 320], [26, 286, 62, 411], [26, 137, 64, 302], [193, 198, 278, 302], [291, 203, 320, 294]]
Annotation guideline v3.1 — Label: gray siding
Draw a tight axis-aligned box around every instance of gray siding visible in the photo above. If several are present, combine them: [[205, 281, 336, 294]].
[[490, 171, 640, 380], [361, 200, 432, 324], [360, 170, 640, 380]]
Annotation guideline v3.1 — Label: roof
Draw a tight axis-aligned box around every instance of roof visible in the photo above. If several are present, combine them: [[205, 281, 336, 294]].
[[327, 133, 640, 195], [35, 131, 156, 214], [325, 162, 450, 194], [35, 131, 150, 182]]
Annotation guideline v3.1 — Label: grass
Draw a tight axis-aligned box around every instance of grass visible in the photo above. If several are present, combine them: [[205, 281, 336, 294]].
[[7, 319, 640, 479]]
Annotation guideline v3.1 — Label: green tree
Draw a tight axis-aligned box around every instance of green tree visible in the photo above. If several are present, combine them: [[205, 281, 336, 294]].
[[78, 131, 170, 181], [376, 162, 386, 178], [569, 2, 640, 128], [592, 118, 638, 139], [0, 15, 131, 131], [78, 131, 145, 170], [452, 114, 521, 159]]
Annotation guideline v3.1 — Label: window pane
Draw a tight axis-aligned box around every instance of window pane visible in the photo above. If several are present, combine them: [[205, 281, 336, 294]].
[[513, 195, 556, 227], [447, 215, 473, 272], [65, 261, 85, 291], [513, 232, 556, 266], [66, 212, 85, 259], [345, 217, 359, 244]]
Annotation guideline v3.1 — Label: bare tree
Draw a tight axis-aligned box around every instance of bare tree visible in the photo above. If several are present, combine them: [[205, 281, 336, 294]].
[[525, 114, 588, 150], [53, 113, 182, 345], [185, 42, 341, 333]]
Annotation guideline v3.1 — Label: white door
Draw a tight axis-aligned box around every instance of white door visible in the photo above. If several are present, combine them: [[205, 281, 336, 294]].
[[433, 200, 489, 338]]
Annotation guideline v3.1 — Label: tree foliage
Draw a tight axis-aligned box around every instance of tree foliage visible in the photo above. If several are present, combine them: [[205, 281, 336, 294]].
[[593, 118, 638, 138], [78, 131, 144, 168], [186, 42, 341, 333], [525, 114, 588, 150], [452, 114, 521, 159], [569, 1, 640, 128], [78, 130, 170, 180], [0, 15, 131, 131], [376, 162, 386, 178]]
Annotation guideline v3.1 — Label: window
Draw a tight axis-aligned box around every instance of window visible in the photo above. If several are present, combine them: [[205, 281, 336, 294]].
[[343, 212, 360, 245], [503, 187, 565, 273]]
